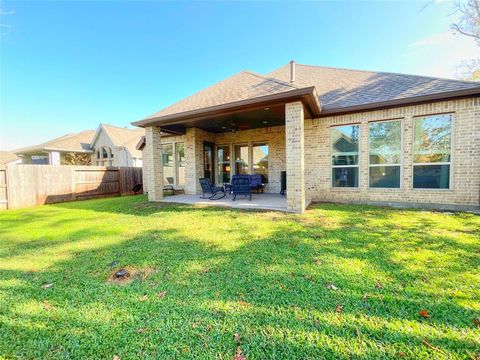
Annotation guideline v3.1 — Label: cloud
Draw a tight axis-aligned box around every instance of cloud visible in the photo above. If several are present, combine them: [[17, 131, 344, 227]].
[[403, 31, 479, 78]]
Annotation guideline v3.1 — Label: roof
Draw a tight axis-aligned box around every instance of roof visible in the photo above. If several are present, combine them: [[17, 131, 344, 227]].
[[92, 124, 144, 158], [267, 63, 480, 114], [133, 62, 480, 127], [146, 71, 299, 119], [0, 151, 20, 166], [15, 130, 96, 155]]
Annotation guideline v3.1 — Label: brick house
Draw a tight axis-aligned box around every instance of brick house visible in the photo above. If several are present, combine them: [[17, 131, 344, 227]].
[[133, 61, 480, 213]]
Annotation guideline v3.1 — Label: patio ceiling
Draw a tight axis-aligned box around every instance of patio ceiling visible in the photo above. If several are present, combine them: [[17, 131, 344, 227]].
[[133, 87, 321, 135], [161, 104, 288, 134]]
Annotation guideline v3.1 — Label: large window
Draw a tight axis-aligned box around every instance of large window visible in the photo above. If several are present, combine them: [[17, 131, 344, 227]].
[[331, 125, 360, 187], [413, 114, 452, 189], [369, 120, 402, 188], [253, 143, 269, 183], [217, 145, 231, 184], [234, 144, 249, 175], [162, 144, 174, 185], [175, 142, 185, 186]]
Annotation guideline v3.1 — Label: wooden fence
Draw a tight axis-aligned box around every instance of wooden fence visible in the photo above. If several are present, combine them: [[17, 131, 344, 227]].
[[0, 165, 143, 210]]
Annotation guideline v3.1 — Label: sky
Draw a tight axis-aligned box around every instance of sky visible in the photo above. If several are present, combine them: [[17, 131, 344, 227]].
[[0, 0, 478, 151]]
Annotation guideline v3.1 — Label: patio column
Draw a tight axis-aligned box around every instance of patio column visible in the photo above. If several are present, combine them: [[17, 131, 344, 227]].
[[184, 128, 202, 195], [145, 126, 163, 201], [285, 101, 306, 213]]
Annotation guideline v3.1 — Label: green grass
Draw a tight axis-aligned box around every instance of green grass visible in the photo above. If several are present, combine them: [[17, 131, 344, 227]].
[[0, 196, 479, 359]]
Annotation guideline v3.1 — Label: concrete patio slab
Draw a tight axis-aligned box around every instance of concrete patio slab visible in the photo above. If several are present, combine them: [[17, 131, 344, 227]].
[[160, 193, 288, 212]]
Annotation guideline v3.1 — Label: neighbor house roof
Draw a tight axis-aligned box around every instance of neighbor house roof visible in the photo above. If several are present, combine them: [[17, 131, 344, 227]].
[[91, 124, 145, 158], [133, 62, 480, 127], [15, 130, 96, 155], [0, 151, 20, 166]]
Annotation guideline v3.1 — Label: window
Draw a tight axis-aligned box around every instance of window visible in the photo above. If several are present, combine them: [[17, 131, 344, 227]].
[[234, 144, 249, 175], [331, 125, 360, 187], [413, 114, 452, 189], [175, 143, 185, 186], [217, 145, 231, 184], [162, 144, 174, 185], [253, 143, 269, 183], [369, 120, 401, 188]]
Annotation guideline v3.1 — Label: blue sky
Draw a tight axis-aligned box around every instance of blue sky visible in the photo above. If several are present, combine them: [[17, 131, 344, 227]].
[[0, 1, 477, 150]]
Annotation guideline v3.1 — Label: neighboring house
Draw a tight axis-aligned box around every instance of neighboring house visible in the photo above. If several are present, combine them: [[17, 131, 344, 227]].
[[134, 61, 480, 213], [0, 151, 21, 166], [15, 130, 95, 165], [90, 124, 144, 167]]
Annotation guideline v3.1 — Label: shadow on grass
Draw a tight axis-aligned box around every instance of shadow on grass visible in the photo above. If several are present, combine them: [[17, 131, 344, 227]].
[[1, 197, 479, 359]]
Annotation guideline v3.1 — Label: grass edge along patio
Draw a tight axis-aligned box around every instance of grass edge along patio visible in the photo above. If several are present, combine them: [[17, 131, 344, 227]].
[[133, 61, 480, 213]]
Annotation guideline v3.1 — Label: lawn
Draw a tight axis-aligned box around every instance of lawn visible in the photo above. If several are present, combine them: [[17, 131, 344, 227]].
[[0, 196, 479, 359]]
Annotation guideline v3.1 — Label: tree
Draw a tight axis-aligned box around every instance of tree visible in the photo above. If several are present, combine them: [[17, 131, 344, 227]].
[[451, 0, 480, 80], [451, 0, 480, 46]]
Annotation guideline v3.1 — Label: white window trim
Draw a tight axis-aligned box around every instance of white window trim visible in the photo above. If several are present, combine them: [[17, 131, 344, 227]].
[[411, 113, 454, 191], [161, 141, 185, 188], [367, 118, 403, 190], [330, 124, 361, 188]]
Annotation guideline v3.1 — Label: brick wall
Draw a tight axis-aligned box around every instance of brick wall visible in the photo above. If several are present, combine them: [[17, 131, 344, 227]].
[[142, 97, 479, 210], [305, 97, 480, 209]]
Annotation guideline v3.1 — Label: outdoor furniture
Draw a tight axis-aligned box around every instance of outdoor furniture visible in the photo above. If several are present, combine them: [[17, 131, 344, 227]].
[[280, 171, 286, 196], [164, 184, 175, 195], [231, 175, 251, 201], [249, 174, 264, 193], [199, 178, 225, 200]]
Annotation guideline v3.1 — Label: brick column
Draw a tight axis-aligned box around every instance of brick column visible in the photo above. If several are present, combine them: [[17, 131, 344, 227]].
[[285, 101, 306, 213], [145, 126, 163, 201]]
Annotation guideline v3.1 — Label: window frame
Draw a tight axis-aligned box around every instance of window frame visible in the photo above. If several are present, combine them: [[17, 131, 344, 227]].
[[367, 118, 403, 189], [160, 141, 185, 188], [215, 144, 232, 185], [411, 113, 454, 191], [175, 142, 185, 187], [233, 143, 250, 176], [252, 142, 269, 183], [330, 123, 361, 189]]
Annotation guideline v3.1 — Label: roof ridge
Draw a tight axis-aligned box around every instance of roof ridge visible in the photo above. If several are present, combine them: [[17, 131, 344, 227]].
[[294, 63, 480, 85], [242, 70, 299, 89]]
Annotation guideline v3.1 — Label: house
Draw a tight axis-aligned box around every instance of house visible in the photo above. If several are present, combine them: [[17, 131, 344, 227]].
[[133, 61, 480, 213], [15, 130, 95, 165], [0, 151, 21, 167], [90, 124, 144, 167]]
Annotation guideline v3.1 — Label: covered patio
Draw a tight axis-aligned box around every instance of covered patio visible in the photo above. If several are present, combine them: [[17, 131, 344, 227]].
[[134, 66, 322, 213], [161, 193, 287, 212]]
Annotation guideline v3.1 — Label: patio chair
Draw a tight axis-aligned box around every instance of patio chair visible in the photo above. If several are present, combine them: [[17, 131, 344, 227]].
[[231, 175, 251, 201], [199, 178, 225, 200], [249, 174, 264, 193]]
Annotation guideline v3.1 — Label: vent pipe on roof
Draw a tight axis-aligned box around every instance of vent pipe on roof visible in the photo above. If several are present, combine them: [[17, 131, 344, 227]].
[[289, 60, 296, 83]]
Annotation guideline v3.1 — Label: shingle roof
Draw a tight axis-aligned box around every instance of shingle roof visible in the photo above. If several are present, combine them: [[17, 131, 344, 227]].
[[138, 62, 480, 124], [266, 63, 480, 111], [0, 151, 20, 166], [100, 124, 144, 157], [145, 71, 298, 119], [15, 130, 96, 155]]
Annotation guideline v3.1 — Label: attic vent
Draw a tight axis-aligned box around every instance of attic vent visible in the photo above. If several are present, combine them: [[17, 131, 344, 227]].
[[289, 60, 296, 83]]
